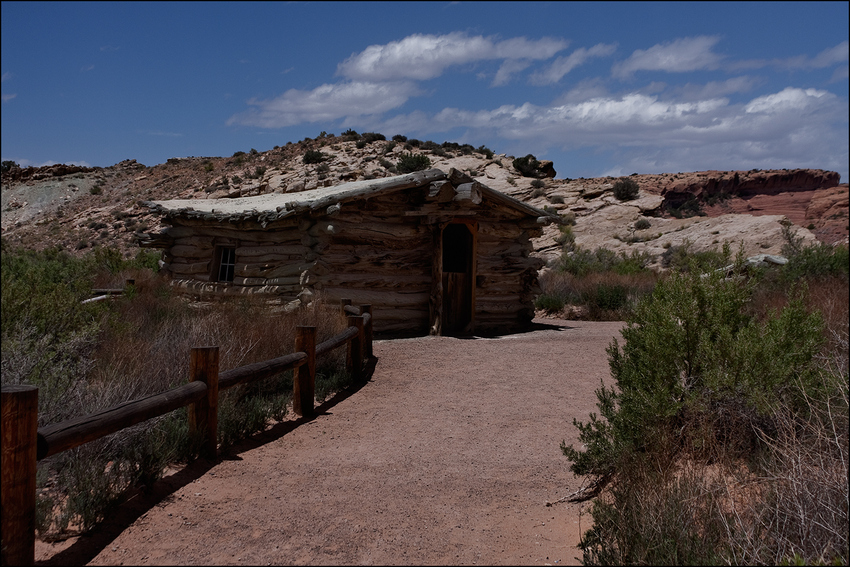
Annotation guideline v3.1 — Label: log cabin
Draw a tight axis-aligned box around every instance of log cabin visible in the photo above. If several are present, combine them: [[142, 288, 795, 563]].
[[139, 168, 560, 337]]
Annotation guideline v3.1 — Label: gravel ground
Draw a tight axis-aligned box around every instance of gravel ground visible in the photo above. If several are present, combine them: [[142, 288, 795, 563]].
[[35, 318, 623, 566]]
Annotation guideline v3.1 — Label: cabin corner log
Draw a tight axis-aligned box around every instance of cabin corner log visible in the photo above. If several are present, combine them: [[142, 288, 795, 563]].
[[37, 381, 208, 460], [1, 385, 38, 566]]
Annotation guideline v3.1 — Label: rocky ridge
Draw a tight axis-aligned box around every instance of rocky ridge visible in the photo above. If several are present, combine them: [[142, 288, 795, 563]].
[[1, 135, 847, 270]]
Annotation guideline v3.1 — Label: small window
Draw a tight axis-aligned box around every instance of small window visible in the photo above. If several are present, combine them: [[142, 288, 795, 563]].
[[212, 246, 236, 282]]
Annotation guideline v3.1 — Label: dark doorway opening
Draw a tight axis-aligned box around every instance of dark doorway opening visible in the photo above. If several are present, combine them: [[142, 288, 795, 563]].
[[441, 223, 474, 335]]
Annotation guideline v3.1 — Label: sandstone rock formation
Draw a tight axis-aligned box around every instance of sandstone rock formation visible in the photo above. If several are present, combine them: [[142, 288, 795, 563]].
[[1, 135, 846, 270]]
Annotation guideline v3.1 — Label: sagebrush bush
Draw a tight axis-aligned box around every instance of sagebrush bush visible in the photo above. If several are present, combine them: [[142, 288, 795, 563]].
[[611, 177, 639, 201], [512, 154, 542, 177], [302, 150, 326, 164], [396, 152, 431, 173], [562, 265, 848, 565]]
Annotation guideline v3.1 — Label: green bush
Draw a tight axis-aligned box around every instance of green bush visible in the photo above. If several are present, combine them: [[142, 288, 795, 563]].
[[302, 150, 326, 164], [396, 153, 431, 174], [557, 246, 652, 277], [611, 178, 639, 201], [513, 154, 542, 177], [634, 218, 651, 230], [661, 240, 731, 273], [534, 293, 567, 313], [476, 145, 494, 159], [360, 132, 386, 144], [561, 268, 846, 565]]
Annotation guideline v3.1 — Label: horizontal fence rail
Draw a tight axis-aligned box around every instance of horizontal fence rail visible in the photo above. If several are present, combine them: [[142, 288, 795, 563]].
[[1, 300, 373, 566]]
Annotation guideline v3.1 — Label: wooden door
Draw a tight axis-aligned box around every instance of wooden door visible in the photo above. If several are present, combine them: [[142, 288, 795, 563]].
[[441, 223, 475, 335]]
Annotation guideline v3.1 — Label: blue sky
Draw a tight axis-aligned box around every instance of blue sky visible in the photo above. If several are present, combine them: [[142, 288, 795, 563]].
[[2, 1, 848, 181]]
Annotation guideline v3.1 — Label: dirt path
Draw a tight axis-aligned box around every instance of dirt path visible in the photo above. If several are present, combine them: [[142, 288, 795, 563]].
[[35, 318, 623, 566]]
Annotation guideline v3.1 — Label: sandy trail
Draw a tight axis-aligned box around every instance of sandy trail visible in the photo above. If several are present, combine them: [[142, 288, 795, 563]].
[[35, 318, 623, 566]]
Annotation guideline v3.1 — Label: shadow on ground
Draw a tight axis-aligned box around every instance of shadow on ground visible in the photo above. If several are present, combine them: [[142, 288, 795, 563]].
[[35, 357, 379, 566]]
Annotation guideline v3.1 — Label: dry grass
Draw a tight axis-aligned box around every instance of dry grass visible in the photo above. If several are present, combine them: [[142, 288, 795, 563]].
[[30, 268, 350, 537]]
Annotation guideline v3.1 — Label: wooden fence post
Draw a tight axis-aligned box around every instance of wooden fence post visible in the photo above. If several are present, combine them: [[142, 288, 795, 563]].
[[188, 347, 219, 459], [340, 298, 352, 316], [1, 385, 38, 566], [361, 304, 373, 358], [347, 315, 365, 383], [293, 326, 316, 418]]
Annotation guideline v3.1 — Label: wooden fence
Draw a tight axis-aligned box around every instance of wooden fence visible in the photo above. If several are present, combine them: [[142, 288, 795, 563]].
[[1, 300, 374, 566]]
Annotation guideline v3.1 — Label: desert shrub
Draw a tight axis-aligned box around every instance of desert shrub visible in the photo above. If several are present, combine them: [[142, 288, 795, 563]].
[[557, 246, 653, 277], [634, 218, 651, 230], [2, 159, 20, 173], [531, 187, 546, 198], [562, 269, 847, 565], [534, 293, 567, 313], [513, 154, 542, 177], [340, 129, 360, 141], [781, 237, 849, 281], [661, 240, 731, 273], [302, 150, 326, 164], [666, 196, 705, 218], [392, 134, 407, 142], [531, 179, 545, 189], [396, 153, 431, 174], [611, 178, 639, 201], [476, 145, 494, 159], [536, 269, 659, 320], [360, 132, 386, 144]]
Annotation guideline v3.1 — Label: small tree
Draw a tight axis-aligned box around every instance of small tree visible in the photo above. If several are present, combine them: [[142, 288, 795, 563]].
[[612, 177, 640, 201]]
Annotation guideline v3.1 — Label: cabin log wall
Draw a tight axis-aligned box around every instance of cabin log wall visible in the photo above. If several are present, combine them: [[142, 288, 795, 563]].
[[149, 170, 554, 336]]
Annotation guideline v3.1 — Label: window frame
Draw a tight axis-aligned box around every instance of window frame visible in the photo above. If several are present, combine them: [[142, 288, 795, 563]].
[[211, 245, 236, 283]]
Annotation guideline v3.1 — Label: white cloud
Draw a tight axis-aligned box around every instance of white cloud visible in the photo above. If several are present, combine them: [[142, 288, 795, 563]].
[[2, 93, 16, 103], [81, 64, 95, 72], [674, 76, 761, 100], [337, 32, 567, 81], [744, 87, 830, 114], [227, 81, 420, 128], [811, 40, 850, 67], [612, 36, 723, 78], [376, 84, 846, 177], [728, 40, 849, 73], [1, 72, 11, 82], [492, 59, 532, 87], [530, 43, 617, 85]]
